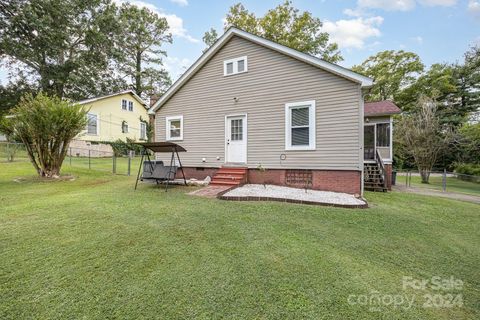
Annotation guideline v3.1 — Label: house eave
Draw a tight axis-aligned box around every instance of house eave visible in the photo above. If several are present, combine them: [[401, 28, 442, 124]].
[[148, 27, 374, 115]]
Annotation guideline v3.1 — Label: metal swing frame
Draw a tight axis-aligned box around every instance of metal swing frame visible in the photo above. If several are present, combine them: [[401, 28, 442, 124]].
[[134, 142, 187, 192]]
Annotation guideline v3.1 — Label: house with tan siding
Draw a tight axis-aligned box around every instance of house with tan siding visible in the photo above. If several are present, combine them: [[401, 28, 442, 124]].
[[149, 28, 400, 195]]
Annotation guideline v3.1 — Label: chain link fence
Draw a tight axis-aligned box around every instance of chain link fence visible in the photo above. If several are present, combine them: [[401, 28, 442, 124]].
[[397, 170, 480, 196], [0, 141, 143, 176]]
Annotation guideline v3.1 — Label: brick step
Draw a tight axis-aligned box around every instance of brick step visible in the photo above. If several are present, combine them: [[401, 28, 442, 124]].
[[210, 180, 241, 186], [211, 167, 247, 186], [217, 169, 247, 174], [214, 174, 244, 180]]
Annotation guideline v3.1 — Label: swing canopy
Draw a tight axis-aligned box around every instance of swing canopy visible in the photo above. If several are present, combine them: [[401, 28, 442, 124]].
[[135, 142, 187, 153]]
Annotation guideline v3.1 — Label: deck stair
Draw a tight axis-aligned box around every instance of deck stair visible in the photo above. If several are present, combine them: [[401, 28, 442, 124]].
[[210, 167, 247, 186], [364, 162, 387, 192]]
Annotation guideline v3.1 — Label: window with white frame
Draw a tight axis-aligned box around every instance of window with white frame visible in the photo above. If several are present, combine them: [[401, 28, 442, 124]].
[[166, 116, 183, 141], [128, 101, 133, 111], [140, 122, 147, 140], [122, 121, 129, 133], [285, 101, 316, 150], [87, 113, 98, 135], [121, 99, 127, 110], [223, 56, 247, 76]]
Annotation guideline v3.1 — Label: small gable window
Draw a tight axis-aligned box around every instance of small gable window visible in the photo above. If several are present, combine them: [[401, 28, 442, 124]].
[[166, 115, 183, 141], [224, 56, 247, 76], [128, 101, 133, 112], [122, 99, 127, 110]]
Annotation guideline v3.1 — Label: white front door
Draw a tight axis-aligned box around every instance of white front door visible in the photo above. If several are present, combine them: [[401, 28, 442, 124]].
[[226, 115, 247, 163]]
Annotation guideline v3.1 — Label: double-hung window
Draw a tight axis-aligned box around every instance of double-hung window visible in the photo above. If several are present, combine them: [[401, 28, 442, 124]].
[[285, 101, 316, 150], [224, 56, 248, 76], [140, 122, 147, 140], [87, 113, 98, 135], [121, 99, 127, 110], [128, 101, 133, 111], [166, 116, 183, 141]]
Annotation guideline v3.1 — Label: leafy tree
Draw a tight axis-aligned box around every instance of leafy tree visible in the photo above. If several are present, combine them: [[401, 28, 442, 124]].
[[2, 93, 87, 178], [451, 45, 480, 124], [457, 123, 480, 165], [0, 75, 38, 114], [202, 1, 342, 63], [0, 0, 124, 100], [352, 50, 424, 102], [117, 3, 172, 99], [202, 28, 218, 51], [396, 96, 452, 183]]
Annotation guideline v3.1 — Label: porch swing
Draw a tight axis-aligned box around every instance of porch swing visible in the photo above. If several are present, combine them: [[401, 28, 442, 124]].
[[134, 142, 187, 191]]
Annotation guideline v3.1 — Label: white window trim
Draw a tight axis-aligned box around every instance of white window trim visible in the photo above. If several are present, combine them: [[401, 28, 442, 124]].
[[166, 115, 183, 141], [223, 56, 248, 76], [122, 121, 129, 134], [285, 100, 316, 151], [128, 101, 134, 112], [121, 99, 127, 110], [140, 122, 147, 140], [86, 113, 99, 136]]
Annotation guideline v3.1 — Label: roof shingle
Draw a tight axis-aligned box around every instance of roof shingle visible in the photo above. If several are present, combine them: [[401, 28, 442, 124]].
[[364, 101, 401, 116]]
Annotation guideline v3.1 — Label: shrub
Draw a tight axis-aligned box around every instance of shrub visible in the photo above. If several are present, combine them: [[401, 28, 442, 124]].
[[454, 163, 480, 183], [107, 138, 144, 157], [3, 93, 87, 178]]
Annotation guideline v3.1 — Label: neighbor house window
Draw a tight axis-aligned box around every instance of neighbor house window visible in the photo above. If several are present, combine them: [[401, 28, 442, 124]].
[[87, 113, 98, 135], [140, 122, 147, 140], [223, 56, 248, 76], [285, 100, 316, 150], [128, 101, 133, 112], [376, 123, 390, 147], [166, 115, 183, 141], [121, 99, 127, 110], [122, 121, 129, 133]]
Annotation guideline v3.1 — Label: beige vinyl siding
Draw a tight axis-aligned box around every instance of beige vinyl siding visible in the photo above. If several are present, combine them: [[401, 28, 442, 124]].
[[155, 36, 362, 170]]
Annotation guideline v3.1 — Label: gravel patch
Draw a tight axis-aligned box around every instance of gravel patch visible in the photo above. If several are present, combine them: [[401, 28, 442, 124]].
[[223, 184, 366, 207]]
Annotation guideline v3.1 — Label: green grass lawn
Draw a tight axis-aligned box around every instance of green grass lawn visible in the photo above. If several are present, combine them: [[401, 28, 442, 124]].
[[1, 162, 479, 319], [399, 173, 480, 196]]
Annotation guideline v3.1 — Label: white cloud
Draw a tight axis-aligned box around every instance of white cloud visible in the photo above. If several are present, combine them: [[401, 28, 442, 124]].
[[113, 0, 199, 43], [418, 0, 457, 6], [358, 0, 416, 11], [170, 0, 188, 6], [411, 36, 423, 44], [164, 56, 192, 81], [323, 16, 383, 49], [355, 0, 457, 12], [468, 1, 480, 19]]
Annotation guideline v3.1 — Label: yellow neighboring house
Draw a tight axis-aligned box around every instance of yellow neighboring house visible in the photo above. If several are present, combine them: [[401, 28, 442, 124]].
[[77, 90, 149, 142]]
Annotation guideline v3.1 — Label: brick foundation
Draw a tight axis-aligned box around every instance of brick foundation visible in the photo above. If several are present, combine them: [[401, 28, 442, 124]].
[[385, 164, 392, 190], [177, 167, 362, 195], [178, 167, 219, 181]]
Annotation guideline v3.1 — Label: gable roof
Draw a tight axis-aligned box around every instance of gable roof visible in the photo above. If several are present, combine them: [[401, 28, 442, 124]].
[[149, 27, 374, 114], [364, 101, 401, 116], [78, 90, 148, 109]]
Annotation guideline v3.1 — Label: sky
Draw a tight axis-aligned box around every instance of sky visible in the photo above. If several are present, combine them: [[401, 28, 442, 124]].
[[1, 0, 479, 84]]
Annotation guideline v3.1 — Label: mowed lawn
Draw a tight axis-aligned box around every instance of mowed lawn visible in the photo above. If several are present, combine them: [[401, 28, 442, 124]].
[[0, 162, 479, 319]]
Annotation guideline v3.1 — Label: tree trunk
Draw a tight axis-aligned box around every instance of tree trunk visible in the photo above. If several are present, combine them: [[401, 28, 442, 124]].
[[135, 51, 142, 96], [419, 169, 430, 184]]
